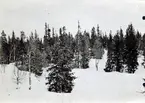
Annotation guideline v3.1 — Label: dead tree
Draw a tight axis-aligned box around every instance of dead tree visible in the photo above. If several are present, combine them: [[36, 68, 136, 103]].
[[28, 52, 31, 90], [12, 66, 26, 89]]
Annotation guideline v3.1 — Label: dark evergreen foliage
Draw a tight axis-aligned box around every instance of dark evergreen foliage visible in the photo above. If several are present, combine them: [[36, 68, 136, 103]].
[[136, 31, 142, 50], [46, 42, 75, 93], [90, 27, 97, 57], [0, 30, 10, 64], [104, 33, 114, 72], [124, 24, 138, 73], [0, 22, 143, 92], [90, 27, 97, 49], [112, 32, 124, 72], [80, 33, 90, 69]]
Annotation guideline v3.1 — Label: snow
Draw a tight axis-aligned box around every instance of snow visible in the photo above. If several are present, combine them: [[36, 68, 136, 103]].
[[0, 50, 145, 103]]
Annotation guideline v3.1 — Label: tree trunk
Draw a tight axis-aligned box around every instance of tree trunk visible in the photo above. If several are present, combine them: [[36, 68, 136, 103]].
[[28, 53, 31, 90], [95, 59, 99, 71], [14, 45, 19, 89]]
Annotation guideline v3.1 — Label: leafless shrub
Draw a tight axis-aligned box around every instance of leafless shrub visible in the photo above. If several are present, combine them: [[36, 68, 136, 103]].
[[12, 67, 26, 89]]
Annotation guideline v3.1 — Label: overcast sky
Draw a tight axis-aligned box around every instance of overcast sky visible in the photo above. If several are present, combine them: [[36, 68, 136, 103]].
[[0, 0, 145, 37]]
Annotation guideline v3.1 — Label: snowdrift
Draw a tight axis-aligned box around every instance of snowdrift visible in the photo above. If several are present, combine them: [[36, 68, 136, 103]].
[[0, 51, 145, 103]]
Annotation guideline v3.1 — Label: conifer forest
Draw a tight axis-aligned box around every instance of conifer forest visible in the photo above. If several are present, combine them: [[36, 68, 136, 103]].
[[1, 0, 145, 102]]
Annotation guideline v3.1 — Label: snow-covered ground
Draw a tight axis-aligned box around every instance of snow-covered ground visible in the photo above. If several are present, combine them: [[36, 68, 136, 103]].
[[0, 51, 145, 103]]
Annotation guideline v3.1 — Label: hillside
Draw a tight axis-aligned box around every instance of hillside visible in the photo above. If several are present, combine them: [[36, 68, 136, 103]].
[[0, 51, 145, 103]]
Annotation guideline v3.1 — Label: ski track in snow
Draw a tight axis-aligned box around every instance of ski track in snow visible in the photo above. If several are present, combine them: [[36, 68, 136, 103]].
[[0, 50, 145, 103]]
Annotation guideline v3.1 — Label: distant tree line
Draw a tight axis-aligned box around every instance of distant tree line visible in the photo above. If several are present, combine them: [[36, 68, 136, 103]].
[[0, 23, 105, 70], [104, 24, 144, 73], [0, 22, 145, 92]]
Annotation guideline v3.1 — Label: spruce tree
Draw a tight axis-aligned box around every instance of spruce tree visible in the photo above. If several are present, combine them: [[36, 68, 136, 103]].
[[90, 27, 97, 57], [80, 32, 90, 69], [104, 32, 114, 72], [9, 31, 17, 62], [142, 34, 145, 66], [74, 28, 83, 68], [112, 32, 124, 72], [29, 32, 43, 76], [43, 23, 52, 65], [16, 32, 43, 76], [136, 31, 142, 51], [46, 42, 75, 93], [90, 27, 97, 49], [119, 29, 125, 66], [44, 22, 51, 48], [124, 24, 138, 73], [1, 30, 9, 64], [16, 32, 27, 63], [0, 35, 2, 63], [93, 25, 104, 60], [59, 26, 68, 47]]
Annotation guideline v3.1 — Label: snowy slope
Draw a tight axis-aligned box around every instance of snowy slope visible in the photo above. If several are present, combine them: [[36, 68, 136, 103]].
[[0, 50, 145, 103]]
